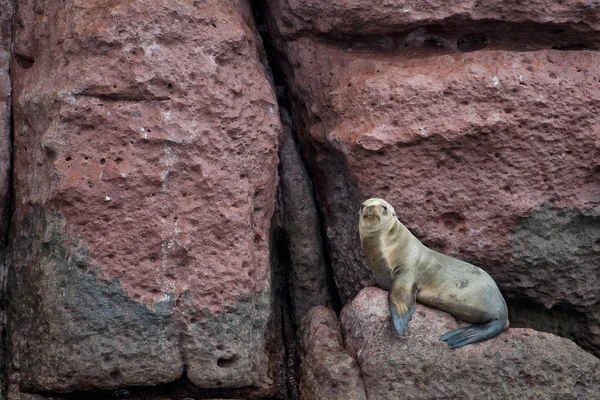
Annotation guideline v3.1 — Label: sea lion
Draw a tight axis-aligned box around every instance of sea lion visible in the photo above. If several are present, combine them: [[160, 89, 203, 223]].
[[358, 198, 509, 349]]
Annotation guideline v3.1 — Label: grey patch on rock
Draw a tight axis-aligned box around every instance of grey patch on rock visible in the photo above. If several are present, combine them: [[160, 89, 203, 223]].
[[510, 206, 600, 307], [8, 207, 183, 392], [510, 205, 600, 357], [181, 288, 272, 391]]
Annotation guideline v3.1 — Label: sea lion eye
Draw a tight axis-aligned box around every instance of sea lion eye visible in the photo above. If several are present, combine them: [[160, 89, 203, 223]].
[[382, 205, 387, 210]]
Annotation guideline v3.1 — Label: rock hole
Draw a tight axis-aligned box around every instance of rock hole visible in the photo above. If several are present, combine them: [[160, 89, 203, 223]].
[[115, 157, 122, 164], [66, 156, 72, 161], [110, 369, 121, 379], [592, 239, 600, 252], [100, 158, 106, 165], [441, 212, 465, 230], [217, 355, 239, 368], [15, 53, 35, 69]]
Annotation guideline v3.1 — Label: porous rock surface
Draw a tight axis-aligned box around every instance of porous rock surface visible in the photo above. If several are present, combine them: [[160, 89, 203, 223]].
[[0, 0, 13, 398], [298, 306, 366, 400], [270, 0, 600, 39], [338, 288, 600, 400], [266, 0, 600, 356], [9, 0, 280, 395], [279, 125, 333, 323]]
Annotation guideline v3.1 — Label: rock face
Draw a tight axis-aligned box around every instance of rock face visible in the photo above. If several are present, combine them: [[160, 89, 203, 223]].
[[266, 0, 600, 356], [299, 306, 366, 400], [279, 125, 333, 323], [0, 0, 13, 398], [338, 288, 600, 400], [9, 0, 280, 395], [270, 0, 600, 40]]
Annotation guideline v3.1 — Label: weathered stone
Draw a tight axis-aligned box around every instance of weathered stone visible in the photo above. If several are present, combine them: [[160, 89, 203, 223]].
[[341, 288, 600, 399], [10, 0, 280, 394], [299, 306, 366, 400], [0, 0, 13, 398], [280, 123, 332, 323], [267, 21, 600, 354], [269, 0, 600, 42]]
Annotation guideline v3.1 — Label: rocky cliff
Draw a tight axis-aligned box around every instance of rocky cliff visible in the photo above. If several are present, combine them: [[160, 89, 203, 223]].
[[0, 0, 598, 399]]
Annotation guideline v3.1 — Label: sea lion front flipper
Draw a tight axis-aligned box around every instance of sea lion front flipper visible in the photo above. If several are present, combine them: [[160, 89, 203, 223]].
[[440, 319, 506, 349], [388, 274, 417, 336]]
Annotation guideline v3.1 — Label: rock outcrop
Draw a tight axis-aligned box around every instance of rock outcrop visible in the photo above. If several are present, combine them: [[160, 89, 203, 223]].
[[279, 124, 333, 324], [299, 288, 600, 400], [9, 0, 280, 396], [265, 0, 600, 356], [298, 306, 366, 400], [2, 0, 599, 397]]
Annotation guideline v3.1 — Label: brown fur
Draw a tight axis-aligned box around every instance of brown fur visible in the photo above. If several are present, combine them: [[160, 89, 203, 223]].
[[359, 198, 509, 345]]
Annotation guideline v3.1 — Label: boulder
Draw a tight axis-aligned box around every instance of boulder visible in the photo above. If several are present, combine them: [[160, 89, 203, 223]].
[[299, 306, 366, 400], [9, 0, 280, 394], [266, 5, 600, 355], [340, 288, 600, 399]]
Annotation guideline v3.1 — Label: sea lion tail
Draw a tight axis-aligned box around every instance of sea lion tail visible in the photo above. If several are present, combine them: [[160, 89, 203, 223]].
[[440, 319, 506, 349]]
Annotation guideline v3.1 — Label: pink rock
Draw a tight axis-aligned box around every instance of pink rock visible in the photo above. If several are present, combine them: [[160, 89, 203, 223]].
[[269, 0, 600, 39], [341, 288, 600, 399], [299, 306, 366, 400], [9, 0, 280, 394], [267, 29, 600, 355]]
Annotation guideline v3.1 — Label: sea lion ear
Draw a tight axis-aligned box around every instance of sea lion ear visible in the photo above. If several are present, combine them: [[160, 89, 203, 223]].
[[392, 211, 396, 217]]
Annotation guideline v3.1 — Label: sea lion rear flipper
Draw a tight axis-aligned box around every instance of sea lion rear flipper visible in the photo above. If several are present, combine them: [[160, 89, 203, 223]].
[[388, 276, 417, 336], [440, 319, 505, 349]]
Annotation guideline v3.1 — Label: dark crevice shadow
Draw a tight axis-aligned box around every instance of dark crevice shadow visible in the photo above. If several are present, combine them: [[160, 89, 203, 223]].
[[252, 0, 343, 315]]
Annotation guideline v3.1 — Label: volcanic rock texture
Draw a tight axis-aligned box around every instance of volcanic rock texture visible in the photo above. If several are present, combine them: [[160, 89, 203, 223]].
[[8, 0, 281, 397], [0, 0, 12, 398], [1, 0, 600, 399], [321, 288, 599, 400], [265, 0, 600, 357]]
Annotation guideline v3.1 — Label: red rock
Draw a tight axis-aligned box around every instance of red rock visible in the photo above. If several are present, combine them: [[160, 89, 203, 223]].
[[299, 306, 366, 400], [9, 0, 280, 394], [341, 288, 600, 399], [269, 0, 600, 39], [267, 28, 600, 355]]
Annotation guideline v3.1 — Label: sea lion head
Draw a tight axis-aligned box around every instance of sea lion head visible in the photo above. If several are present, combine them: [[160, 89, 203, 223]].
[[359, 198, 396, 233]]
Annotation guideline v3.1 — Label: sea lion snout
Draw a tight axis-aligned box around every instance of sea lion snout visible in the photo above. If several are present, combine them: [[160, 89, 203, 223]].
[[360, 198, 396, 220]]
